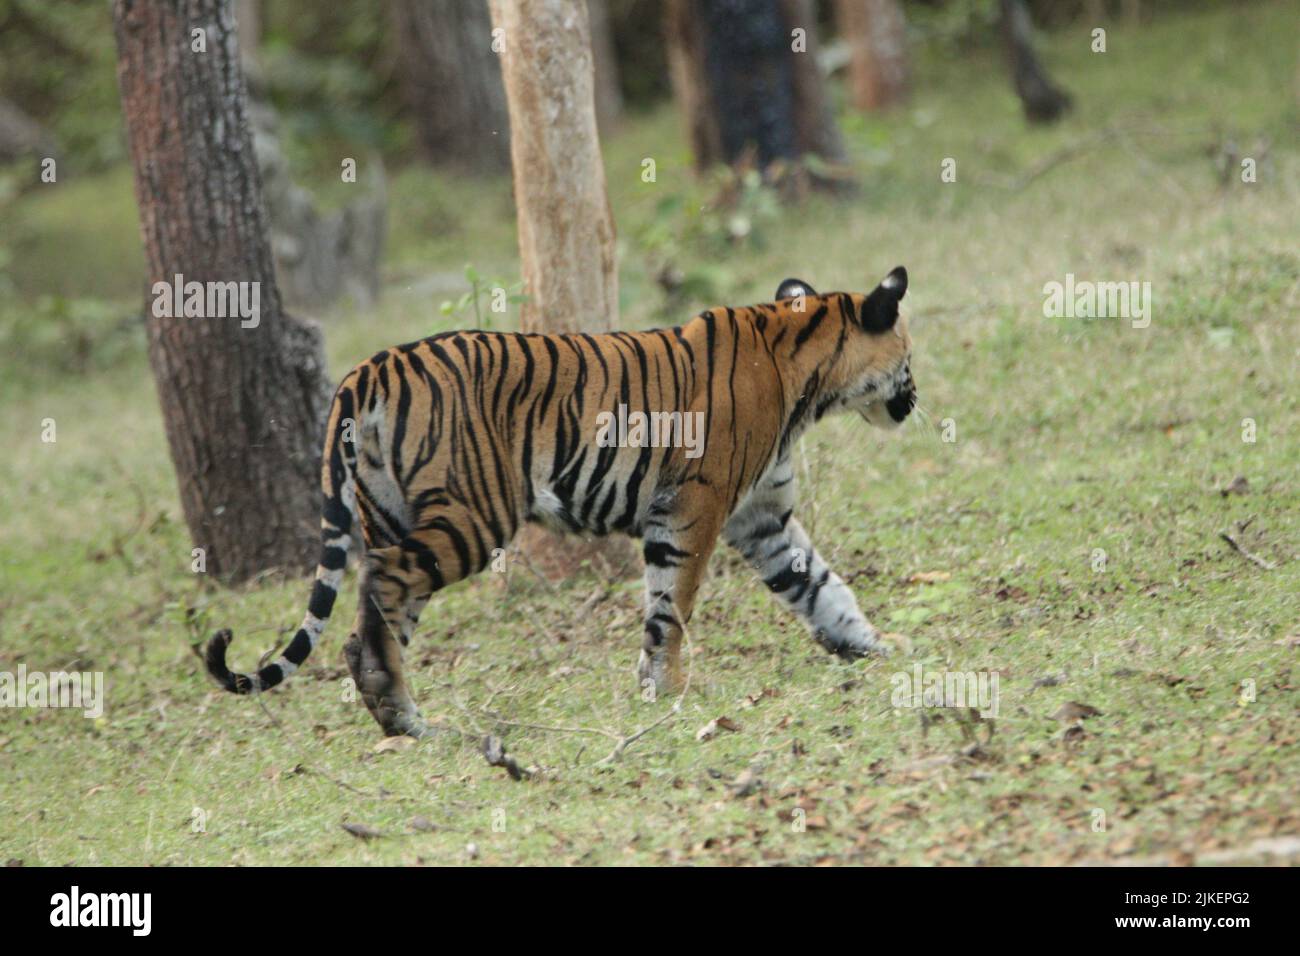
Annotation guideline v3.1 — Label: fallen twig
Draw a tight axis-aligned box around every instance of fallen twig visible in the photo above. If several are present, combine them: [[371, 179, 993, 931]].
[[1219, 532, 1276, 570], [593, 603, 695, 767], [482, 734, 530, 781]]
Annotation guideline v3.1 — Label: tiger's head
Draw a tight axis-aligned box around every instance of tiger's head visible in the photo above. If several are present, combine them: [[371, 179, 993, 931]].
[[775, 266, 916, 430]]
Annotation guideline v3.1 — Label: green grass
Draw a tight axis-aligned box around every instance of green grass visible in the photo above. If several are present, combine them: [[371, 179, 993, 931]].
[[2, 2, 1298, 866]]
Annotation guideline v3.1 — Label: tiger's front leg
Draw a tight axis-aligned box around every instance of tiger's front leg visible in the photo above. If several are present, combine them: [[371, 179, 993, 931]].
[[723, 468, 888, 660]]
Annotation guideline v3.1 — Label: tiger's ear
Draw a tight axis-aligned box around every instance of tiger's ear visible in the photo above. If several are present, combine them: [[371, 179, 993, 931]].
[[775, 277, 816, 300], [859, 266, 907, 333]]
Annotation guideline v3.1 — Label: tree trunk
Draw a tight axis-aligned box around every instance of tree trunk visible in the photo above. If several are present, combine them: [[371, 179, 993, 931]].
[[489, 0, 637, 581], [250, 101, 388, 312], [0, 97, 58, 165], [393, 0, 511, 172], [835, 0, 908, 112], [113, 0, 332, 584], [999, 0, 1072, 124], [233, 0, 385, 312], [588, 0, 623, 132], [664, 0, 846, 180], [491, 0, 617, 333], [235, 0, 259, 75]]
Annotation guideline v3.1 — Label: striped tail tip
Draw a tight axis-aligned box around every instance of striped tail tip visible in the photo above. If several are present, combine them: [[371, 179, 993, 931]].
[[204, 629, 258, 694]]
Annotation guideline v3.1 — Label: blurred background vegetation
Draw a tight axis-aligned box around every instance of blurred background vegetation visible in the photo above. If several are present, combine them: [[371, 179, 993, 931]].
[[0, 0, 1294, 379]]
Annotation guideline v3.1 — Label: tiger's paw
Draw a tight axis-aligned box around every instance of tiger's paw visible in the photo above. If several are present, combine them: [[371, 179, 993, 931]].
[[636, 648, 684, 701], [819, 624, 892, 660]]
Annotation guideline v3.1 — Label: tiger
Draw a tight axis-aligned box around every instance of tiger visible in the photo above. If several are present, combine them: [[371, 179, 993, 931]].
[[205, 267, 917, 737]]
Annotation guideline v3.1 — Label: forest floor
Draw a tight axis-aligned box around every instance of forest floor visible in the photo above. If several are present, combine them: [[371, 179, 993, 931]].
[[1, 3, 1297, 865]]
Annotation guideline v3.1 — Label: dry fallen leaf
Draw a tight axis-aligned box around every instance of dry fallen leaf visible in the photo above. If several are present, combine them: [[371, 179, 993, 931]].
[[341, 822, 383, 841], [740, 688, 780, 708], [696, 716, 741, 741], [728, 768, 763, 798], [907, 571, 951, 585], [1052, 701, 1102, 721], [1219, 475, 1249, 497], [373, 736, 416, 754]]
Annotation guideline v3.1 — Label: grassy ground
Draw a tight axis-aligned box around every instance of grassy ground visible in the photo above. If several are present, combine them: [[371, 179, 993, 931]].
[[2, 3, 1297, 866]]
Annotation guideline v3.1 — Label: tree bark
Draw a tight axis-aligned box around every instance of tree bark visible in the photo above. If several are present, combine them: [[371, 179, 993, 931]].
[[664, 0, 846, 177], [489, 0, 637, 580], [113, 0, 332, 584], [835, 0, 908, 112], [999, 0, 1072, 124], [490, 0, 617, 333], [393, 0, 511, 172], [588, 0, 623, 132]]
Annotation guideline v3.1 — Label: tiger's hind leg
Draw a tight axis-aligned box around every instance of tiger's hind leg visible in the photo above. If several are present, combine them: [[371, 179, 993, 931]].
[[348, 508, 507, 737], [344, 574, 429, 738]]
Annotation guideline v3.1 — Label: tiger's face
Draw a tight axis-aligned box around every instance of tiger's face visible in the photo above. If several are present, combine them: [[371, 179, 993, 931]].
[[776, 266, 916, 430]]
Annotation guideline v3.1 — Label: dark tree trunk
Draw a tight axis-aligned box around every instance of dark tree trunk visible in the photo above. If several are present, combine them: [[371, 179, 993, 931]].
[[665, 0, 846, 176], [113, 0, 332, 584], [393, 0, 511, 172], [999, 0, 1072, 124]]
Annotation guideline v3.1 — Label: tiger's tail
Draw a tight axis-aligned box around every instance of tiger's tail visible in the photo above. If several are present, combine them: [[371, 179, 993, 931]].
[[204, 380, 359, 695]]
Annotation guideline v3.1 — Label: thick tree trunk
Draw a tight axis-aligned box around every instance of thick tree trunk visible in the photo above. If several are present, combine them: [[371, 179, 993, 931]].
[[489, 0, 637, 580], [665, 0, 846, 179], [113, 0, 332, 584], [999, 0, 1072, 124], [835, 0, 908, 112], [393, 0, 511, 172]]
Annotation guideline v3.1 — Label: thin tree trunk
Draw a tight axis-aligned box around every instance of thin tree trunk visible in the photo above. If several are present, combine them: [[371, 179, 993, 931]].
[[393, 0, 511, 172], [489, 0, 637, 580], [664, 0, 723, 169], [491, 0, 617, 333], [665, 0, 846, 179], [835, 0, 908, 112], [999, 0, 1072, 124], [588, 0, 623, 132], [113, 0, 332, 583]]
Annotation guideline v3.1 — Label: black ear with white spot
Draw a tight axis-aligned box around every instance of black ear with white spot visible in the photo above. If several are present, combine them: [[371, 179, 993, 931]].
[[859, 266, 907, 333], [775, 277, 817, 300]]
